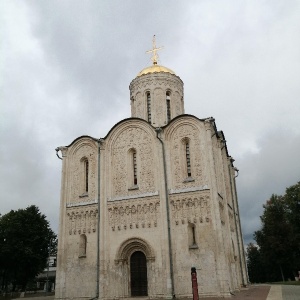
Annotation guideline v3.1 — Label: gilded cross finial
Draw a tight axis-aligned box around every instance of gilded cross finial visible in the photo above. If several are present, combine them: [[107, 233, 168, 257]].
[[146, 35, 163, 65]]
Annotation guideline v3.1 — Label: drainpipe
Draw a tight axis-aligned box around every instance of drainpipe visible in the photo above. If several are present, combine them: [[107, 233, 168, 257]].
[[95, 139, 102, 299], [227, 161, 245, 287], [156, 128, 175, 299], [232, 168, 248, 285], [55, 147, 68, 299]]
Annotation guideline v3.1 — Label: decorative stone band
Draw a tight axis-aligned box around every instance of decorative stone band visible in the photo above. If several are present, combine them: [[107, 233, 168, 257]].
[[66, 199, 98, 208], [170, 192, 211, 225], [67, 208, 98, 235], [108, 191, 159, 202], [108, 198, 160, 231], [169, 185, 209, 194]]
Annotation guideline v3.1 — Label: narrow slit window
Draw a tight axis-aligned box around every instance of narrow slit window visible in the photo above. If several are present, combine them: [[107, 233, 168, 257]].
[[188, 224, 198, 249], [85, 160, 89, 192], [133, 151, 137, 185], [166, 92, 171, 122], [185, 141, 192, 177], [147, 92, 151, 123], [79, 234, 87, 258], [192, 226, 196, 245]]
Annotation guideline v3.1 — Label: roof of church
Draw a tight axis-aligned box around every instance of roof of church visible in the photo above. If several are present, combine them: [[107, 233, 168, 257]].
[[137, 64, 176, 77]]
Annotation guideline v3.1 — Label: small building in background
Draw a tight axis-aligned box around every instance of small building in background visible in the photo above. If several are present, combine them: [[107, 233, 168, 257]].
[[36, 256, 56, 292]]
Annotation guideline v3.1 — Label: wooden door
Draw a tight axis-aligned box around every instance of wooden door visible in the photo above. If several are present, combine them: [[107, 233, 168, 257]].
[[130, 251, 148, 296]]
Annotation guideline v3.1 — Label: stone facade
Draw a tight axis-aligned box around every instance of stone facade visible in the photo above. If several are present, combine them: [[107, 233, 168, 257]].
[[55, 65, 248, 300]]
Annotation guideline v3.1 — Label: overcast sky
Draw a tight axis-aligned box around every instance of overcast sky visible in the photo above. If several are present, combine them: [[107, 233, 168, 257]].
[[1, 0, 300, 245]]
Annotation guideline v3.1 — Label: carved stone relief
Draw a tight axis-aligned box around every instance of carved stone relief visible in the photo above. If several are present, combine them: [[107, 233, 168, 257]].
[[170, 192, 211, 225], [67, 206, 98, 235], [219, 201, 225, 225], [170, 124, 206, 190], [130, 75, 183, 97], [70, 143, 97, 203], [135, 92, 144, 119], [131, 97, 136, 117], [111, 126, 155, 198], [213, 140, 225, 196], [108, 197, 160, 231], [174, 91, 181, 116], [129, 73, 184, 124], [153, 88, 165, 125], [228, 211, 234, 232]]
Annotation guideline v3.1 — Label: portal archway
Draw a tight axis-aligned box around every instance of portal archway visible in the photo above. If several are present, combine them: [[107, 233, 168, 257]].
[[115, 237, 155, 298], [115, 237, 155, 263]]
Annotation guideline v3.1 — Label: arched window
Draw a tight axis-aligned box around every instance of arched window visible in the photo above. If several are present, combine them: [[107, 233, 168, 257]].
[[84, 160, 89, 193], [80, 158, 89, 196], [188, 223, 198, 249], [185, 141, 192, 177], [133, 150, 137, 185], [79, 234, 87, 258], [166, 91, 171, 123], [128, 148, 138, 189], [146, 92, 151, 123]]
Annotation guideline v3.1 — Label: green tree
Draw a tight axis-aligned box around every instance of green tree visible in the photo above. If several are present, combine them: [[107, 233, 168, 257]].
[[284, 181, 300, 276], [0, 205, 56, 291], [254, 194, 296, 281], [246, 243, 266, 283]]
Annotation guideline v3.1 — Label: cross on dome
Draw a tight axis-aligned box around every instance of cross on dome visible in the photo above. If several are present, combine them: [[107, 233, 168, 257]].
[[146, 35, 163, 65], [137, 36, 175, 76]]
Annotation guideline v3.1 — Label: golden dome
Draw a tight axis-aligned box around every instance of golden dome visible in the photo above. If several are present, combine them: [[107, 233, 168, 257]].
[[137, 64, 176, 77]]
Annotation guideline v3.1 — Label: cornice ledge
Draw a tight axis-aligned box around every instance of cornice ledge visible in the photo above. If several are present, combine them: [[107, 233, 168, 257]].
[[66, 199, 98, 208], [108, 191, 159, 202], [169, 185, 210, 194]]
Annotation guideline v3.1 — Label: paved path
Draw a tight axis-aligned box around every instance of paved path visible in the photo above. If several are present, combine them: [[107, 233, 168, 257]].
[[236, 285, 300, 300], [281, 285, 300, 300], [199, 285, 300, 300], [17, 285, 300, 300], [267, 285, 282, 300], [200, 284, 271, 300]]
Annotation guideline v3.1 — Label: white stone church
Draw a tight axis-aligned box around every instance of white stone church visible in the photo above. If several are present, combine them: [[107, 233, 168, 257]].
[[55, 39, 248, 300]]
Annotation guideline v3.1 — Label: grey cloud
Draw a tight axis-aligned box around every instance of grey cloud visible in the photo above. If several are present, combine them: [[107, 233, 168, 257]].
[[237, 130, 300, 244], [1, 0, 300, 243]]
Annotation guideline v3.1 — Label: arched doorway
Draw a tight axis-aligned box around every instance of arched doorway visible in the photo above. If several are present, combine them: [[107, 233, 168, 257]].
[[130, 251, 148, 296]]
